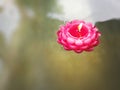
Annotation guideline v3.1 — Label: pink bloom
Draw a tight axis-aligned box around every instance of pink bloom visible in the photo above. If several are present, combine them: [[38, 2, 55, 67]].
[[57, 20, 101, 53]]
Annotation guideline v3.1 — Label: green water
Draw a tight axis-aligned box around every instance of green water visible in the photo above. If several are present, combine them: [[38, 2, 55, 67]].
[[0, 0, 120, 90]]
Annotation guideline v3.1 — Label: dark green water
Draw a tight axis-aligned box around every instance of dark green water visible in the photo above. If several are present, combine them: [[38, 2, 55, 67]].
[[0, 0, 120, 90]]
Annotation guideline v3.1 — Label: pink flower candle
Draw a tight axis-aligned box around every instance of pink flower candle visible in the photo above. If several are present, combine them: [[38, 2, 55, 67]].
[[57, 20, 101, 53]]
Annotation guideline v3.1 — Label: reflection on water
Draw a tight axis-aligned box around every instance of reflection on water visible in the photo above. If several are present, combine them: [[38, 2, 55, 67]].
[[0, 58, 3, 73], [24, 7, 35, 18], [0, 0, 21, 42], [49, 0, 120, 23], [0, 0, 120, 90]]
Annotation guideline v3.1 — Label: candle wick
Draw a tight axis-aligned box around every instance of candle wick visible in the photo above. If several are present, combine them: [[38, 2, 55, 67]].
[[78, 23, 83, 32]]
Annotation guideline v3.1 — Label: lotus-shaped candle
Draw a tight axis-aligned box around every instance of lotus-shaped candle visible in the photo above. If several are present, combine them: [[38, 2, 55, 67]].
[[57, 20, 101, 53]]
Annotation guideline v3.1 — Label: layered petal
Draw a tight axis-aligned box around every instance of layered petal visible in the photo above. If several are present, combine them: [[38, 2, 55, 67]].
[[57, 20, 101, 53]]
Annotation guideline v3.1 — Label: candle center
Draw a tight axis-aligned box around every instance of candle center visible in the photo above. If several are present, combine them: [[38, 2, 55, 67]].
[[69, 23, 88, 38]]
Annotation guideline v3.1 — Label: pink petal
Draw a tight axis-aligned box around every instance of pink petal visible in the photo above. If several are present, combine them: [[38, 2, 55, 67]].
[[75, 39, 83, 46], [67, 37, 75, 44]]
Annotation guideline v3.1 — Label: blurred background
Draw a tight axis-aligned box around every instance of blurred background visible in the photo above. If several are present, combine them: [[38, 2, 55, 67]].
[[0, 0, 120, 90]]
